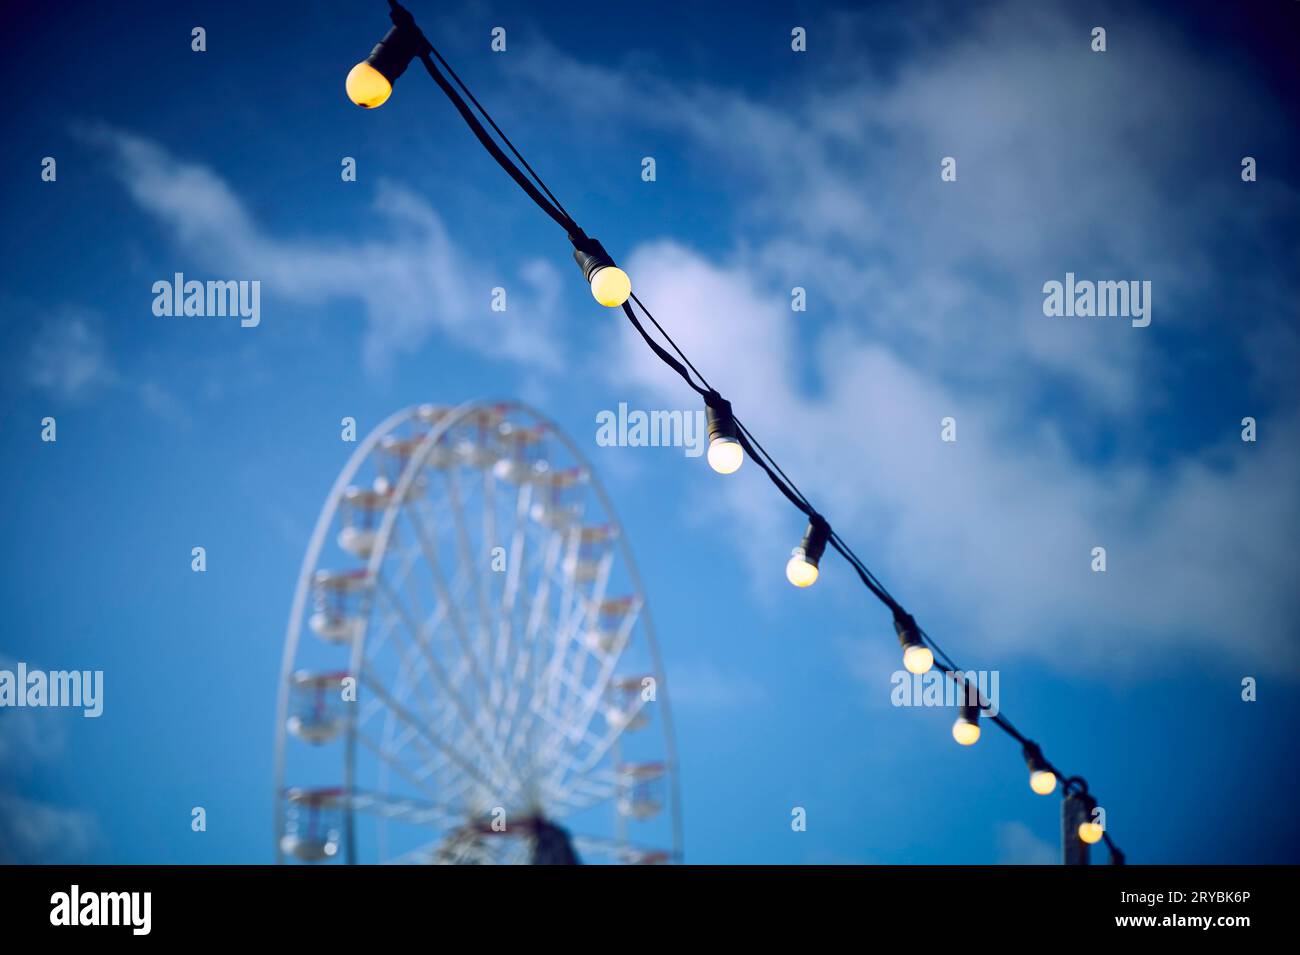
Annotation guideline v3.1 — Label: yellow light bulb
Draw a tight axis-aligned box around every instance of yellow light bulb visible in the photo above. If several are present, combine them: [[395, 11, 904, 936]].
[[902, 644, 933, 675], [785, 550, 819, 587], [590, 266, 631, 307], [952, 717, 980, 746], [707, 436, 744, 474], [346, 61, 393, 108], [1078, 821, 1104, 844], [1030, 769, 1057, 795]]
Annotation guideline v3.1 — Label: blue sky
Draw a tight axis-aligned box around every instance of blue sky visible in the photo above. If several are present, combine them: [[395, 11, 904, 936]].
[[2, 0, 1299, 864]]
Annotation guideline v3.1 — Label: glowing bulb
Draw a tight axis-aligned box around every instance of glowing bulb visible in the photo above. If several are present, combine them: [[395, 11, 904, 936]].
[[703, 393, 743, 475], [894, 612, 932, 675], [346, 61, 393, 108], [1078, 821, 1104, 844], [1030, 769, 1057, 795], [902, 643, 933, 675], [786, 518, 829, 588], [952, 717, 980, 746], [952, 704, 980, 745], [707, 436, 744, 474], [785, 548, 819, 587], [590, 266, 632, 307]]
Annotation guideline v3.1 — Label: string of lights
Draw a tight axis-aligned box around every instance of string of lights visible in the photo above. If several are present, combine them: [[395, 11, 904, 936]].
[[348, 0, 1126, 863]]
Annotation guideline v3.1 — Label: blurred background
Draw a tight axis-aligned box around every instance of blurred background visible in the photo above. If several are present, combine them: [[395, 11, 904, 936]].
[[1, 0, 1298, 864]]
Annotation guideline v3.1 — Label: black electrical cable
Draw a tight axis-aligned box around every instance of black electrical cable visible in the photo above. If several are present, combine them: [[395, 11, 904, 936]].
[[383, 0, 1125, 864], [629, 292, 713, 394], [416, 52, 576, 233], [388, 0, 577, 230], [431, 54, 574, 224], [734, 428, 818, 517], [619, 302, 709, 398], [387, 0, 577, 227]]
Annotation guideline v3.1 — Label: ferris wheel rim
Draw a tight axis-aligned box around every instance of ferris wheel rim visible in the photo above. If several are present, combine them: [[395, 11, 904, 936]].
[[274, 404, 418, 864], [274, 399, 683, 864]]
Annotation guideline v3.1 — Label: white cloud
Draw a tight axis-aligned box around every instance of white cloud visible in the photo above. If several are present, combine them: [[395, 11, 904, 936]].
[[24, 309, 188, 423], [0, 793, 99, 864], [78, 125, 568, 376], [0, 656, 100, 863], [513, 2, 1300, 671], [26, 311, 118, 399], [514, 1, 1296, 412], [609, 245, 1300, 670], [24, 310, 189, 426]]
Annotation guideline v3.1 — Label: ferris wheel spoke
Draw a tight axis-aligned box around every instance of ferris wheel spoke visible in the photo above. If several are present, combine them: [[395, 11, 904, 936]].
[[360, 534, 430, 694], [357, 617, 413, 739], [384, 839, 443, 865], [533, 625, 586, 768], [442, 836, 493, 865], [489, 479, 533, 743], [552, 549, 620, 715], [379, 654, 491, 810], [547, 780, 622, 816], [348, 789, 467, 829], [536, 594, 602, 749], [532, 589, 643, 814], [495, 528, 563, 785], [541, 601, 639, 777], [479, 472, 532, 807], [546, 693, 651, 805], [394, 602, 462, 745], [387, 514, 488, 717], [377, 718, 422, 769], [402, 502, 495, 712], [376, 651, 467, 795], [355, 585, 404, 683], [364, 675, 509, 810], [375, 713, 481, 809], [358, 695, 387, 729], [359, 663, 521, 804], [375, 637, 448, 794], [479, 467, 509, 719], [535, 712, 621, 800], [373, 576, 520, 797], [564, 767, 623, 794], [390, 534, 434, 640], [498, 519, 552, 704], [441, 469, 497, 699], [537, 543, 616, 755], [380, 554, 448, 729], [386, 830, 500, 865], [357, 726, 449, 798], [541, 530, 584, 718], [525, 707, 612, 809]]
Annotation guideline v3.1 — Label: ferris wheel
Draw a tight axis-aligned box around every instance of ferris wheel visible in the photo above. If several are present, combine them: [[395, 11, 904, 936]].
[[273, 401, 682, 864]]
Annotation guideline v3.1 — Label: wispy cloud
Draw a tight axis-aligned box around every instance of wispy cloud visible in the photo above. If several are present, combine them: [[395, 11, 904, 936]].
[[24, 308, 188, 423], [513, 1, 1299, 412], [0, 793, 99, 864], [26, 310, 118, 400], [77, 124, 569, 375], [612, 240, 1300, 672], [512, 2, 1300, 671], [0, 655, 100, 863]]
